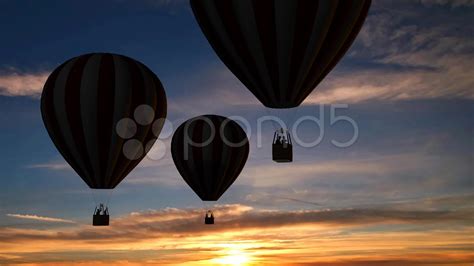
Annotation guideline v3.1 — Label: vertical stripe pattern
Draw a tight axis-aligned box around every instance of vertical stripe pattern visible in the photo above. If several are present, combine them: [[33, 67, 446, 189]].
[[191, 0, 371, 108], [171, 115, 249, 201], [41, 53, 167, 189]]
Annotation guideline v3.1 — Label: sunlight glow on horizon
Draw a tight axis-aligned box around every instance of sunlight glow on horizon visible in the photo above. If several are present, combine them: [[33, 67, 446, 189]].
[[1, 220, 472, 265], [210, 245, 253, 266]]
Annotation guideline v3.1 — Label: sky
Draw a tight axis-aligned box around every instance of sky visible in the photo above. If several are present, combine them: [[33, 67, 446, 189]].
[[0, 0, 473, 265]]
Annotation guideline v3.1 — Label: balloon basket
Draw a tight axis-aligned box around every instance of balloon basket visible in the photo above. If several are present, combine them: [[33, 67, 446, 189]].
[[93, 214, 109, 226], [204, 210, 214, 225], [92, 204, 110, 226], [272, 130, 293, 163]]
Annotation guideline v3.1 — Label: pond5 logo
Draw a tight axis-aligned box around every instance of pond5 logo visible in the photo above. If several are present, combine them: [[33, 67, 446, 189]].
[[115, 104, 172, 161]]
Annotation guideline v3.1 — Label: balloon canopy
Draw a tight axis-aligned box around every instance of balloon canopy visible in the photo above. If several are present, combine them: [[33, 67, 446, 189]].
[[41, 53, 167, 189], [171, 115, 249, 201], [191, 0, 371, 108]]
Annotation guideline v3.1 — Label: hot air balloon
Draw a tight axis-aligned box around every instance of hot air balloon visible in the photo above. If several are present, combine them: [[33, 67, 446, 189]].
[[190, 0, 371, 162], [41, 53, 167, 226], [171, 115, 249, 224]]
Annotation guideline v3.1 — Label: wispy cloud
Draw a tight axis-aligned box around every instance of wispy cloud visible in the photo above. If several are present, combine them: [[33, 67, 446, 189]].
[[241, 152, 453, 188], [27, 162, 70, 170], [6, 214, 75, 224], [0, 70, 49, 97], [305, 1, 474, 104]]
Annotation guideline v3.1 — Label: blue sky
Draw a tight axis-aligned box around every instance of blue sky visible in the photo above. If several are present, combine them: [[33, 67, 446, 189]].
[[0, 0, 472, 265]]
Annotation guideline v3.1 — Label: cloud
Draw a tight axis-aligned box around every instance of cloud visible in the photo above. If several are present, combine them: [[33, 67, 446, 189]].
[[241, 152, 451, 188], [304, 2, 474, 104], [237, 145, 471, 210], [26, 162, 70, 171], [0, 201, 472, 265], [0, 70, 49, 97], [1, 202, 472, 243], [304, 65, 473, 104], [6, 214, 75, 224]]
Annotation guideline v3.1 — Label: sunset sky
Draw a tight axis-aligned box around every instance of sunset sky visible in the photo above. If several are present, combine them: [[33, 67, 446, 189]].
[[0, 0, 473, 265]]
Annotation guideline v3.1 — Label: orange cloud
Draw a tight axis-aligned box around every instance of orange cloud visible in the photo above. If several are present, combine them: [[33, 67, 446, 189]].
[[0, 203, 472, 265]]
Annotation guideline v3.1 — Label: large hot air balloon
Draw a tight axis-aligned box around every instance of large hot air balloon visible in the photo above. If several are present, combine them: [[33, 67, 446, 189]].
[[171, 115, 249, 224], [191, 0, 371, 162], [41, 53, 167, 226]]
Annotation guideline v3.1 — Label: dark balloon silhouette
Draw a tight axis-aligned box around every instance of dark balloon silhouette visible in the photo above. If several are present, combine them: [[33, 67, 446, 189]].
[[191, 0, 371, 108], [171, 115, 249, 224], [41, 53, 167, 226], [191, 0, 371, 162]]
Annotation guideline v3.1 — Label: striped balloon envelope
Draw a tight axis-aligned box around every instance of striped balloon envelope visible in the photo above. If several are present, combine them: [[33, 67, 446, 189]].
[[41, 53, 167, 189], [171, 115, 249, 202], [191, 0, 371, 108]]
